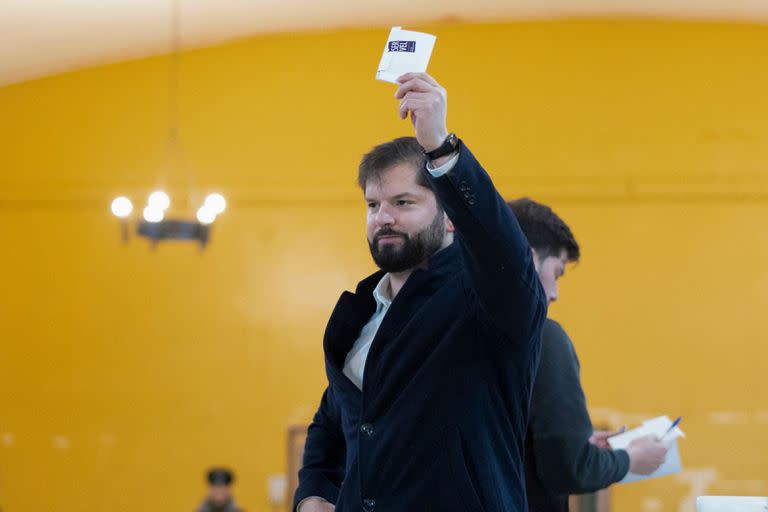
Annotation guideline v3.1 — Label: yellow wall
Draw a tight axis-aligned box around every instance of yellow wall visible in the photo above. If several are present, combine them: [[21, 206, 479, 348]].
[[1, 19, 767, 512]]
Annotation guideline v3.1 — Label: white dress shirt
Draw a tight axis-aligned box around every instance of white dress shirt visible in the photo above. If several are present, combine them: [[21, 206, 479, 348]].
[[342, 274, 393, 389]]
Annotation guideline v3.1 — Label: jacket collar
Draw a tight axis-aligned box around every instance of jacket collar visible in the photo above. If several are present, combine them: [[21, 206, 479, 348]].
[[324, 242, 462, 374]]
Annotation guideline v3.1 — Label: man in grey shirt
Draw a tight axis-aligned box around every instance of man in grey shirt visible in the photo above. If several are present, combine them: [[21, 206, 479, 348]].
[[508, 198, 668, 512]]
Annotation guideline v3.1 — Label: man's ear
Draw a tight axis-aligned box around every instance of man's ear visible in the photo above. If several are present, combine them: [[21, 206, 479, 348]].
[[444, 212, 455, 233], [531, 248, 541, 272]]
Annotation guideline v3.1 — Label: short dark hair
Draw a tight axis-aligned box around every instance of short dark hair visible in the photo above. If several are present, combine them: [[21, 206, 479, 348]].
[[507, 198, 580, 262], [207, 468, 234, 485], [358, 136, 431, 191]]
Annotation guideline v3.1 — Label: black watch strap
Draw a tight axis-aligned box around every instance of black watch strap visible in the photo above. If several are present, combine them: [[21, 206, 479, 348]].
[[424, 133, 458, 160]]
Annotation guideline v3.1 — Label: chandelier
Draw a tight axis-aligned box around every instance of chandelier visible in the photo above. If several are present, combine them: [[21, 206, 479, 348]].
[[109, 0, 225, 249]]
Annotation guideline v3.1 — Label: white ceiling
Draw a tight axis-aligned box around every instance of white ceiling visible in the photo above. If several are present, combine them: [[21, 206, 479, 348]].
[[0, 0, 766, 87]]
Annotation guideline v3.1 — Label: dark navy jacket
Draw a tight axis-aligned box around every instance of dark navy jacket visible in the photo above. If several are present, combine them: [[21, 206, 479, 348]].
[[294, 142, 548, 512]]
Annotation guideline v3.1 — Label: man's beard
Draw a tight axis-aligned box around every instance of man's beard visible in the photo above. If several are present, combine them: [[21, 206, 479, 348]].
[[368, 211, 446, 273]]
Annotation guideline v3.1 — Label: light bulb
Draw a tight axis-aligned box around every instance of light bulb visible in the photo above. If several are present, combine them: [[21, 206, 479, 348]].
[[148, 190, 170, 211], [111, 197, 133, 218], [143, 206, 164, 223], [204, 193, 226, 214], [196, 206, 216, 225]]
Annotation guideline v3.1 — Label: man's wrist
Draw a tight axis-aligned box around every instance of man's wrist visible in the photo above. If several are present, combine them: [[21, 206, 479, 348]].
[[422, 132, 457, 161], [426, 151, 459, 177], [430, 151, 458, 169], [421, 132, 449, 153]]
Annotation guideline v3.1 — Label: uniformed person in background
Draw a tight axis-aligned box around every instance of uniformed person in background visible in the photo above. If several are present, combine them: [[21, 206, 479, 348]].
[[197, 468, 244, 512]]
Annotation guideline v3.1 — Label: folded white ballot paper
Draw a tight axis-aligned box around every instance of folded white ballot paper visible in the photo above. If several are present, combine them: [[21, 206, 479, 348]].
[[607, 416, 686, 484], [376, 26, 436, 84]]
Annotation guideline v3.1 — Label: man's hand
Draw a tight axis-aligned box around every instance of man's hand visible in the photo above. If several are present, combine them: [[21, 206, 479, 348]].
[[394, 72, 449, 154], [626, 434, 669, 475], [589, 426, 626, 449], [298, 497, 335, 512]]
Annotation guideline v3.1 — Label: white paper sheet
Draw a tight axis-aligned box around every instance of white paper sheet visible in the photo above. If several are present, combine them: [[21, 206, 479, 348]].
[[607, 415, 686, 483], [376, 26, 437, 84]]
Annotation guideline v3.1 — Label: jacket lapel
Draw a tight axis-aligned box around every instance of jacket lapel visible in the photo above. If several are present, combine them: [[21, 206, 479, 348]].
[[323, 272, 381, 377]]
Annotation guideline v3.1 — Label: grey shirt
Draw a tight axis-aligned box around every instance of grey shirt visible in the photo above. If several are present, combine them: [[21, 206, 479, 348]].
[[525, 318, 630, 512]]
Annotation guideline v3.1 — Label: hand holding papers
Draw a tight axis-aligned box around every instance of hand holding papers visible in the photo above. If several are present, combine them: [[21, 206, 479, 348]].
[[608, 415, 686, 484], [376, 27, 436, 84]]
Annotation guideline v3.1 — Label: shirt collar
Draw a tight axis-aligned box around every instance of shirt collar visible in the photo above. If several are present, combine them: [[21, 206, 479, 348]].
[[372, 274, 393, 312]]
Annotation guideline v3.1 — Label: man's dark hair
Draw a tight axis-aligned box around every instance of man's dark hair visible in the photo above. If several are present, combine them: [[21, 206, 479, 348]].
[[358, 137, 431, 191], [507, 198, 580, 262], [207, 468, 234, 485]]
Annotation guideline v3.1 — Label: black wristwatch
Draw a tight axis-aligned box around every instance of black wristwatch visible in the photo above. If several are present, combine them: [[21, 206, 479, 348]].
[[424, 133, 458, 160]]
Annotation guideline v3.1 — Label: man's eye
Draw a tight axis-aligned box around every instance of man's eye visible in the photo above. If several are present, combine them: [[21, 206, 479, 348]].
[[367, 202, 378, 208], [397, 200, 411, 206]]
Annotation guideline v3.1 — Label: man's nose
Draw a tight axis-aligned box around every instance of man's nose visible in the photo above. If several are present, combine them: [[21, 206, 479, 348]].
[[549, 287, 558, 303], [375, 204, 395, 226]]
